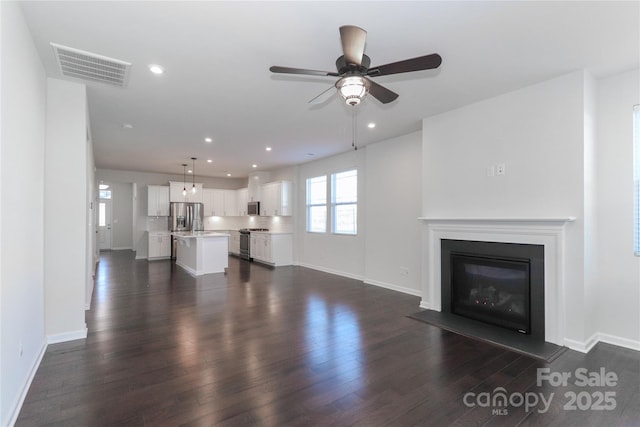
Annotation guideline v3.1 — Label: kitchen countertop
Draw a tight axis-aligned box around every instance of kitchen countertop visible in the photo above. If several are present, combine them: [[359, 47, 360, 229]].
[[172, 231, 229, 238]]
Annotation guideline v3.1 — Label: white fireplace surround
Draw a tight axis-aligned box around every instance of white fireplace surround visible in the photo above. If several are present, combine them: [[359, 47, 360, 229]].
[[419, 217, 576, 347]]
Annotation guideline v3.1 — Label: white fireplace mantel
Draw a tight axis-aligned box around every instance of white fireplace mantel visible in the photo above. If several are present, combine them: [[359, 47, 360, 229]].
[[419, 216, 575, 346]]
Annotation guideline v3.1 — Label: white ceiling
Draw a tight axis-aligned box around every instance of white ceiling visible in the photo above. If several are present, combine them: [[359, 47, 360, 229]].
[[20, 1, 639, 179]]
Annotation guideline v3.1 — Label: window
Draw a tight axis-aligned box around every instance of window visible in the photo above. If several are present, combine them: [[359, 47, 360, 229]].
[[332, 169, 357, 235], [306, 175, 327, 233], [99, 202, 107, 227], [634, 105, 640, 255], [99, 189, 112, 199]]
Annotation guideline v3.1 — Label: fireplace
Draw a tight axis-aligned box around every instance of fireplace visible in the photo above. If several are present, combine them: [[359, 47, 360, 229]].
[[441, 239, 545, 340]]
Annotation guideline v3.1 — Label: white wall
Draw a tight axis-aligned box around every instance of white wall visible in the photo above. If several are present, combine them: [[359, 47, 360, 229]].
[[422, 71, 590, 345], [595, 68, 640, 347], [110, 182, 133, 250], [0, 2, 47, 425], [364, 131, 422, 295], [44, 78, 88, 341], [295, 149, 366, 279]]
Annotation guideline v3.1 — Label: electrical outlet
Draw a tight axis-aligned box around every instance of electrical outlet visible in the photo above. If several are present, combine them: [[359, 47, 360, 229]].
[[486, 166, 495, 177], [497, 163, 506, 176], [399, 267, 409, 276]]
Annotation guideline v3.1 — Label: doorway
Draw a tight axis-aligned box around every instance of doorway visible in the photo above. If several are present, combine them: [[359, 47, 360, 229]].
[[98, 198, 112, 250]]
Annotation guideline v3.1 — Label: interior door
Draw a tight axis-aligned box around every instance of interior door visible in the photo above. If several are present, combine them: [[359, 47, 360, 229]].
[[98, 199, 112, 250]]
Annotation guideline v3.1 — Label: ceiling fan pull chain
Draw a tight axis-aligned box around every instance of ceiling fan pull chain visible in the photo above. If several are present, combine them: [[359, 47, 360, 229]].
[[352, 105, 358, 151]]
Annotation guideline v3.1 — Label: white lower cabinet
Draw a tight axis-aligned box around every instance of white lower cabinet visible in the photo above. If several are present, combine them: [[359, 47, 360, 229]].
[[229, 230, 240, 255], [148, 232, 171, 260], [250, 232, 292, 266]]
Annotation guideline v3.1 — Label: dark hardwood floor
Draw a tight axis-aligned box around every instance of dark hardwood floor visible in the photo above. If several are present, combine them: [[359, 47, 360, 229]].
[[16, 251, 640, 426]]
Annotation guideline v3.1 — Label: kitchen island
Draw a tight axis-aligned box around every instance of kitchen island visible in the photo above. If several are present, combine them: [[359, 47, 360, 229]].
[[172, 231, 229, 276]]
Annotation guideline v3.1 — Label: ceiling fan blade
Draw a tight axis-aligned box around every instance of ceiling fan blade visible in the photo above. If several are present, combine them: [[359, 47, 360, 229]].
[[270, 66, 339, 77], [308, 85, 336, 104], [366, 78, 399, 104], [367, 53, 442, 77], [339, 25, 367, 66]]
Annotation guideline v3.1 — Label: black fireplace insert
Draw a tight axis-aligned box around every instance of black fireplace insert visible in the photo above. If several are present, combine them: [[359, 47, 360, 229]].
[[441, 240, 545, 340]]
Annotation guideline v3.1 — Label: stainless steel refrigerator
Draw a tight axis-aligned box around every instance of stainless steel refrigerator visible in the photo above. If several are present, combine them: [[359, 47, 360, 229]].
[[169, 202, 204, 258]]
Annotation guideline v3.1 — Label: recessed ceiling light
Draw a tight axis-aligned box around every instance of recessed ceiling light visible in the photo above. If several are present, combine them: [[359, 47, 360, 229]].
[[204, 137, 212, 143], [226, 173, 232, 177], [266, 147, 272, 152], [99, 184, 109, 190], [122, 123, 133, 129], [188, 169, 193, 174], [148, 64, 164, 75], [367, 122, 376, 129], [252, 164, 257, 168], [207, 159, 212, 163]]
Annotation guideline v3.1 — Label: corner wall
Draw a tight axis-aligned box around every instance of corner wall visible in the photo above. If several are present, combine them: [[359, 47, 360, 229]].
[[595, 68, 640, 348], [1, 2, 47, 425], [44, 78, 88, 342]]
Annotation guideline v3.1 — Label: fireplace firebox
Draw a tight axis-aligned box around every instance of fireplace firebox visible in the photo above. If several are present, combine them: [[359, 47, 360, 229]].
[[441, 240, 545, 340]]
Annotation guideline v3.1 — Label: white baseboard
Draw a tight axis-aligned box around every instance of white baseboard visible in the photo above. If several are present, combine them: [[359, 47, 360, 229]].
[[47, 327, 88, 344], [135, 255, 147, 260], [7, 339, 47, 427], [363, 278, 422, 297], [110, 247, 133, 251], [595, 332, 640, 352], [296, 262, 363, 281], [565, 332, 640, 354], [419, 299, 432, 310]]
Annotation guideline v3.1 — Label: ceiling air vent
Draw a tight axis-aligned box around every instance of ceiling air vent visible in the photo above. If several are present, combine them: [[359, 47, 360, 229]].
[[51, 43, 131, 88]]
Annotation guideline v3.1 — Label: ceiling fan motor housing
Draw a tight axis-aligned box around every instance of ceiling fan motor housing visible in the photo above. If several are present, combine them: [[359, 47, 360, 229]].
[[336, 54, 371, 75]]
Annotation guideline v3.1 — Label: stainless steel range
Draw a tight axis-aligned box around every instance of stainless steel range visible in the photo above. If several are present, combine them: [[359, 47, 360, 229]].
[[238, 228, 269, 261]]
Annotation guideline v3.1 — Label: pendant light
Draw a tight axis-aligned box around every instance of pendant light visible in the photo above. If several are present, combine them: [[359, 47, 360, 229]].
[[182, 163, 188, 196], [191, 157, 197, 194]]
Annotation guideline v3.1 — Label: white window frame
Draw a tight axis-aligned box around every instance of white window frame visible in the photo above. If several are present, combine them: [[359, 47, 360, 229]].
[[306, 175, 327, 233], [331, 169, 358, 236]]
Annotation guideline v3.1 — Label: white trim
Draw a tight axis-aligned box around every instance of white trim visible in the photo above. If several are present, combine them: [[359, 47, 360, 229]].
[[47, 327, 88, 344], [6, 340, 47, 427], [565, 334, 600, 354], [595, 332, 640, 352], [419, 217, 576, 223], [420, 218, 574, 346], [363, 278, 422, 297], [296, 262, 363, 281], [110, 246, 133, 251]]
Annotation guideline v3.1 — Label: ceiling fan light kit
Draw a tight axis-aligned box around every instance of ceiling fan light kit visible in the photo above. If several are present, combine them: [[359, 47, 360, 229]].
[[336, 76, 370, 106]]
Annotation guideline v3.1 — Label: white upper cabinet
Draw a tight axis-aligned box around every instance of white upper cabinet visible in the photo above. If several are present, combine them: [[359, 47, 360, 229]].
[[147, 185, 170, 216], [169, 181, 203, 203], [203, 189, 224, 216], [236, 188, 248, 216], [223, 190, 237, 216], [260, 181, 292, 216], [203, 188, 237, 216]]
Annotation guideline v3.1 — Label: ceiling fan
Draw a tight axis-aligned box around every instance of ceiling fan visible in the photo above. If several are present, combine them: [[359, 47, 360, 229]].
[[269, 25, 442, 106]]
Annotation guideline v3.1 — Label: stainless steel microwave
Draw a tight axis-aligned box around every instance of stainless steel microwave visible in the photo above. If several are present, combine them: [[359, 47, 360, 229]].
[[248, 201, 260, 216]]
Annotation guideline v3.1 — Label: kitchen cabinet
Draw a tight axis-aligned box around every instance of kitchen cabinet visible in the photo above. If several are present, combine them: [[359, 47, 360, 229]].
[[229, 230, 240, 255], [148, 232, 171, 259], [147, 185, 170, 216], [203, 189, 224, 216], [236, 188, 248, 216], [260, 181, 292, 216], [250, 232, 292, 266], [203, 189, 237, 216], [169, 181, 203, 203]]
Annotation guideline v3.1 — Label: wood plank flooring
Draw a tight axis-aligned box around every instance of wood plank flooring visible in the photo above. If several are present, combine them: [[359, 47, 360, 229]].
[[16, 251, 640, 426]]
